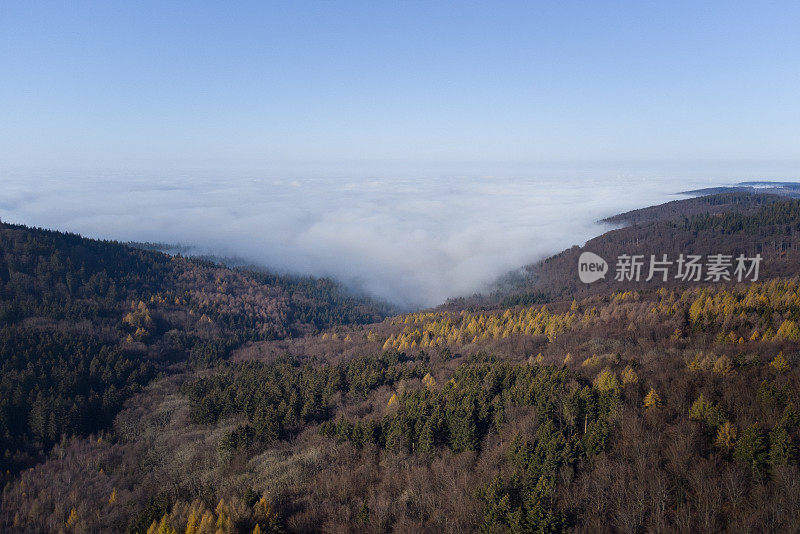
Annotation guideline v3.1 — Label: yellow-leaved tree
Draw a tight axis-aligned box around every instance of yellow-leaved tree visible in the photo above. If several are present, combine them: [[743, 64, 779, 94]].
[[65, 508, 79, 530], [643, 388, 661, 409], [146, 516, 177, 534], [715, 421, 737, 450], [184, 511, 199, 534], [422, 373, 436, 390], [712, 355, 733, 376], [770, 352, 790, 373], [594, 368, 618, 392], [775, 320, 800, 341], [621, 366, 639, 385]]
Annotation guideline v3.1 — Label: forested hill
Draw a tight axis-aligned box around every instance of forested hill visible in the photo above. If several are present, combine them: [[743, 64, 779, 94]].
[[602, 191, 781, 226], [9, 272, 799, 531], [0, 219, 388, 473], [3, 196, 800, 533], [485, 192, 800, 307]]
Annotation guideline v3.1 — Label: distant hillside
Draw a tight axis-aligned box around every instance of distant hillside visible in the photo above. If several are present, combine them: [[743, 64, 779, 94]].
[[681, 181, 800, 199], [603, 191, 781, 226], [484, 192, 800, 307]]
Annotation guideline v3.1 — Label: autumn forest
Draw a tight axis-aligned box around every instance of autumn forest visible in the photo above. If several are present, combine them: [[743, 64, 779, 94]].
[[2, 192, 800, 533]]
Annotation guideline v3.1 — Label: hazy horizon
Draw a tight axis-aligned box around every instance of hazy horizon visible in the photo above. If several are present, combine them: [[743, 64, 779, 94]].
[[2, 1, 799, 306]]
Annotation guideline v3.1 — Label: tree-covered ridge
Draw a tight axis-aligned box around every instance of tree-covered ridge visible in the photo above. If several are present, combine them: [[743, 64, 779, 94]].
[[0, 220, 385, 339], [369, 279, 800, 358], [603, 191, 781, 227], [485, 193, 800, 306], [680, 197, 800, 234], [0, 220, 387, 473]]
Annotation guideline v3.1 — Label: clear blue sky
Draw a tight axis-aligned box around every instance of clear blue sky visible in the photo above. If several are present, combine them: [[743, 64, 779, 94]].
[[1, 1, 799, 172]]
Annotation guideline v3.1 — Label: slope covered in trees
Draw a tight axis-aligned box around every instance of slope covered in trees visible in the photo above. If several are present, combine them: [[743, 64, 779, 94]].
[[5, 276, 800, 531], [484, 193, 800, 307], [602, 191, 782, 226], [0, 219, 388, 475]]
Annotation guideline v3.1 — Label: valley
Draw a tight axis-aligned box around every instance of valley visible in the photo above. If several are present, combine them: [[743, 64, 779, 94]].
[[1, 191, 799, 533]]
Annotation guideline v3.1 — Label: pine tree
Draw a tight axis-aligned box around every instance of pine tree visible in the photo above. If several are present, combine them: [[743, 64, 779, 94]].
[[643, 388, 661, 409], [621, 366, 638, 385], [776, 320, 800, 341], [734, 424, 768, 476], [689, 394, 724, 428], [356, 502, 370, 524], [422, 373, 436, 390], [712, 355, 733, 376], [449, 397, 478, 452], [185, 511, 199, 534], [417, 419, 435, 453], [714, 421, 737, 450], [66, 507, 79, 530], [479, 475, 511, 530], [768, 425, 797, 467], [770, 352, 790, 373], [594, 368, 618, 392]]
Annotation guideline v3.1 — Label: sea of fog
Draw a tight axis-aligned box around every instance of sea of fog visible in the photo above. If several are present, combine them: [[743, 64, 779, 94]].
[[0, 168, 751, 308]]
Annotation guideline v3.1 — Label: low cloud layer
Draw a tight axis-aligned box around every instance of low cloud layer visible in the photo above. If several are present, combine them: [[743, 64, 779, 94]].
[[0, 169, 734, 308]]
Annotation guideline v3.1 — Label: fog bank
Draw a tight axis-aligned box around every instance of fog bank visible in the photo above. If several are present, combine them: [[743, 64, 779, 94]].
[[0, 167, 744, 307]]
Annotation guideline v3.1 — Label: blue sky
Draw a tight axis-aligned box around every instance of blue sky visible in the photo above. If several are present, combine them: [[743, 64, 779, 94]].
[[1, 1, 799, 171]]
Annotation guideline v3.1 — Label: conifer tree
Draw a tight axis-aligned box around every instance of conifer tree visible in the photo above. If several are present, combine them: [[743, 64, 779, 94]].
[[643, 388, 661, 409], [770, 352, 790, 373], [621, 366, 638, 385], [714, 421, 737, 450], [768, 424, 797, 467], [734, 424, 768, 476]]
